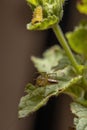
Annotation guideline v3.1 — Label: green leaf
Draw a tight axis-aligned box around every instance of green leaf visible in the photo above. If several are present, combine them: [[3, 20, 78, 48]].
[[77, 0, 87, 15], [66, 24, 87, 57], [18, 45, 83, 118], [18, 83, 59, 118], [71, 102, 87, 130], [31, 45, 65, 72], [18, 68, 82, 118]]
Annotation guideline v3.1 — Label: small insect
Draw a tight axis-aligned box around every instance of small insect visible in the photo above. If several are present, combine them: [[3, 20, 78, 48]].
[[36, 72, 58, 87], [31, 6, 43, 24]]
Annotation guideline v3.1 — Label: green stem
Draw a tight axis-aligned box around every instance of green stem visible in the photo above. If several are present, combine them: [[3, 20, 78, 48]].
[[52, 24, 80, 74]]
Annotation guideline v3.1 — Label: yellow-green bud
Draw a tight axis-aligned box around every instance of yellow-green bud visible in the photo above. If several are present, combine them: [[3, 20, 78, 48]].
[[26, 0, 65, 30]]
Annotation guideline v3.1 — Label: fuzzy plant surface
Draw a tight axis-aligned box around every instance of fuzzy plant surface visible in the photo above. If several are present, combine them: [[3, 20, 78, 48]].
[[18, 0, 87, 130]]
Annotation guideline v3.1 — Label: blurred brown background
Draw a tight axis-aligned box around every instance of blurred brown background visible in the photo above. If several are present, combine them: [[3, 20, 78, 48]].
[[0, 0, 86, 130]]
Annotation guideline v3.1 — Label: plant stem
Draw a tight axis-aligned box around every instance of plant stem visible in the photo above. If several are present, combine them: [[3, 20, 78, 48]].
[[52, 24, 80, 74]]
